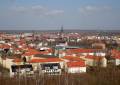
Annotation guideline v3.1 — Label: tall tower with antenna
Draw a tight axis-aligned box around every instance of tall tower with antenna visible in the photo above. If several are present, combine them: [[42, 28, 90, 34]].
[[61, 25, 63, 33], [59, 25, 64, 40], [32, 30, 35, 41]]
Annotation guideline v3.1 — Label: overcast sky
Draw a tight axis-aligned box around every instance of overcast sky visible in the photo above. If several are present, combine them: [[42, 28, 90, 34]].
[[0, 0, 120, 30]]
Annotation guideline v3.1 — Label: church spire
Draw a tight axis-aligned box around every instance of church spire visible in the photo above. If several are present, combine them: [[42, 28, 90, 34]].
[[59, 25, 64, 39]]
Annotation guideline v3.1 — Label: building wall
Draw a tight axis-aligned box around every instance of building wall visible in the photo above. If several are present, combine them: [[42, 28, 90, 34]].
[[1, 58, 13, 69], [67, 67, 86, 73], [22, 55, 34, 62], [115, 59, 120, 66], [30, 62, 63, 71], [85, 59, 95, 66], [95, 53, 106, 57], [101, 57, 107, 67]]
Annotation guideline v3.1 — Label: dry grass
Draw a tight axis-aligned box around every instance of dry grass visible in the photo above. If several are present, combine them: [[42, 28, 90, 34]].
[[0, 66, 120, 85]]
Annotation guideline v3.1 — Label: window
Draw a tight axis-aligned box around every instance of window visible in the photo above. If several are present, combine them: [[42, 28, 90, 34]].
[[45, 67, 50, 70], [53, 66, 58, 69]]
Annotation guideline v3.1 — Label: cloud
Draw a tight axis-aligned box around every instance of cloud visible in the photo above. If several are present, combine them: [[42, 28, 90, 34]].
[[79, 5, 111, 14], [11, 5, 64, 16], [12, 6, 27, 13], [6, 0, 16, 3], [45, 10, 64, 16], [31, 5, 47, 10]]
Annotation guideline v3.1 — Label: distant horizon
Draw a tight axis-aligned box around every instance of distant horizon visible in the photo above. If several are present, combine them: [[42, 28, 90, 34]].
[[0, 29, 120, 31], [0, 26, 120, 31], [0, 29, 120, 33]]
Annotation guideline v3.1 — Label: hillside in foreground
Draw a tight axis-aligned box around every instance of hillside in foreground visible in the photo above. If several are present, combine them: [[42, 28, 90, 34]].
[[0, 66, 120, 85]]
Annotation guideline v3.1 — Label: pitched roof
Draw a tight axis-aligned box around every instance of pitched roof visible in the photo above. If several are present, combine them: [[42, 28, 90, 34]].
[[23, 48, 41, 56], [113, 55, 120, 59], [63, 56, 84, 62], [111, 49, 120, 59], [12, 58, 23, 62], [85, 55, 102, 61], [0, 44, 11, 49], [34, 54, 57, 58], [67, 61, 85, 67], [29, 58, 63, 63], [66, 48, 99, 55]]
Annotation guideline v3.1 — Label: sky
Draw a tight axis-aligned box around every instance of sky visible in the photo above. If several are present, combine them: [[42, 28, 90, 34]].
[[0, 0, 120, 30]]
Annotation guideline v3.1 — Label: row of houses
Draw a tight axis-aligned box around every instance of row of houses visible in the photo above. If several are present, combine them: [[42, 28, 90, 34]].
[[0, 42, 108, 77], [0, 32, 120, 77]]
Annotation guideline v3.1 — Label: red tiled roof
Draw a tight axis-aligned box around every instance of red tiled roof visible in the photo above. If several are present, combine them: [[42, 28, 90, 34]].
[[29, 58, 63, 63], [67, 61, 85, 67], [63, 56, 84, 62], [111, 49, 119, 56], [85, 55, 101, 60], [23, 50, 50, 56], [14, 48, 22, 51], [16, 39, 26, 45], [23, 48, 41, 56], [66, 48, 99, 55], [113, 56, 120, 59], [71, 48, 95, 53], [13, 58, 23, 62], [111, 49, 120, 59], [0, 44, 11, 49]]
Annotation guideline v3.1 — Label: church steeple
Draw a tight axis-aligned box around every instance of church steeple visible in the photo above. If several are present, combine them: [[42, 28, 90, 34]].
[[59, 25, 64, 40], [57, 25, 66, 45], [61, 25, 63, 33]]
